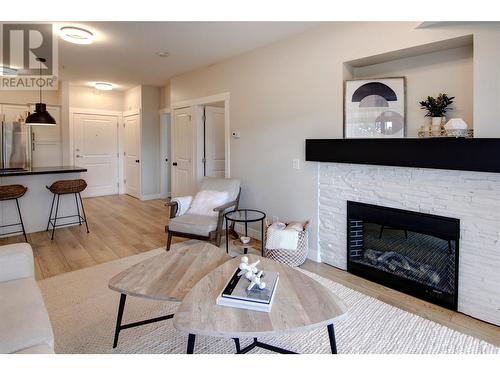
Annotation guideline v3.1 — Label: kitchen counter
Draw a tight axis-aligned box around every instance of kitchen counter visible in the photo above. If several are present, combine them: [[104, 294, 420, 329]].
[[0, 166, 88, 235], [0, 166, 87, 177]]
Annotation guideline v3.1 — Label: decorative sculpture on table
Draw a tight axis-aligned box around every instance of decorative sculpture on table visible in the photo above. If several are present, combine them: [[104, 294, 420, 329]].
[[238, 256, 266, 290]]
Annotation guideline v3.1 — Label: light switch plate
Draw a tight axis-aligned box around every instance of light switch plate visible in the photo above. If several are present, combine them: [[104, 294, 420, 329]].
[[292, 158, 300, 170]]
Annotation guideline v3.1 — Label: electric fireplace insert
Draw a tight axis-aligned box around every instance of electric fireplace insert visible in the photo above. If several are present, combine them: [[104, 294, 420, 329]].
[[347, 201, 459, 310]]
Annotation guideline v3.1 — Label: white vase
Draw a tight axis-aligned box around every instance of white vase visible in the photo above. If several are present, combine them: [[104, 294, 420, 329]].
[[431, 117, 443, 126]]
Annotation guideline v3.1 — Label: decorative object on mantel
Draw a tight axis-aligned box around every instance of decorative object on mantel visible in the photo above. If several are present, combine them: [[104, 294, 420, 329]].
[[419, 93, 455, 136], [418, 118, 472, 138], [344, 77, 406, 138]]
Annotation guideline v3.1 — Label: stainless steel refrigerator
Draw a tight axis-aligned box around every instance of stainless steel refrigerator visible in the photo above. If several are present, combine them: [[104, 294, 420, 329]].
[[0, 113, 31, 171]]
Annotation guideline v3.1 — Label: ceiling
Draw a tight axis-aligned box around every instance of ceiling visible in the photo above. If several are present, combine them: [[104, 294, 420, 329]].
[[57, 22, 318, 90]]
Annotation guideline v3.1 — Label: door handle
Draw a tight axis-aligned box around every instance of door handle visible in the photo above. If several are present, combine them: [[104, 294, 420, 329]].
[[172, 162, 177, 166], [135, 159, 140, 163], [76, 155, 82, 158], [165, 158, 168, 162]]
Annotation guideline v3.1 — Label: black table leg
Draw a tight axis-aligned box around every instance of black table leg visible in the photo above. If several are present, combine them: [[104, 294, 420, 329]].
[[187, 334, 196, 354], [225, 219, 229, 254], [233, 338, 241, 353], [261, 219, 264, 256], [113, 294, 127, 348], [327, 324, 337, 354]]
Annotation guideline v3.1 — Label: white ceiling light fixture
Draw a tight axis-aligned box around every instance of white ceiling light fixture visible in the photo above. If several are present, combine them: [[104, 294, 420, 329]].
[[60, 26, 94, 45], [95, 82, 113, 91], [156, 51, 170, 58]]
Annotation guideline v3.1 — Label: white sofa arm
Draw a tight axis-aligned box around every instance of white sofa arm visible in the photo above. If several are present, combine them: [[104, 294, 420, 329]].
[[0, 243, 34, 283]]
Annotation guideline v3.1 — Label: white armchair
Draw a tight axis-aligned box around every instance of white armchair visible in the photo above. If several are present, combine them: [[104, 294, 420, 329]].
[[0, 243, 54, 354], [165, 177, 241, 250]]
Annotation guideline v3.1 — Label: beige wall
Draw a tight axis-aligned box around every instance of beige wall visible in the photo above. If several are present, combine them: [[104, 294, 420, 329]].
[[353, 45, 473, 136], [0, 89, 60, 105], [160, 82, 171, 109], [68, 85, 124, 111], [166, 22, 500, 260]]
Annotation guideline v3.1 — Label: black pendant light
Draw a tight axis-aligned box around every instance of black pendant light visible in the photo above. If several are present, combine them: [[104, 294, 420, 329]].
[[25, 57, 56, 126]]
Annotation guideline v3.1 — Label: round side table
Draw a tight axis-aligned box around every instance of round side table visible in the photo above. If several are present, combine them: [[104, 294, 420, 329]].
[[224, 209, 266, 256]]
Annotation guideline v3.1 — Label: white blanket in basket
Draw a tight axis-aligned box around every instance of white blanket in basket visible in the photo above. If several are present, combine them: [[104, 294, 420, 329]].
[[266, 222, 300, 251]]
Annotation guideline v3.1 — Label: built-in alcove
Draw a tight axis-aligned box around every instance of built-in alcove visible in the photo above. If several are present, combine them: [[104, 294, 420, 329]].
[[343, 35, 473, 137]]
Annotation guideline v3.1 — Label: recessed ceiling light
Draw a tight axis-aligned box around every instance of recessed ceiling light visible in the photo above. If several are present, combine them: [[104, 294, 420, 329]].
[[95, 82, 113, 91], [60, 26, 94, 45], [156, 51, 170, 58]]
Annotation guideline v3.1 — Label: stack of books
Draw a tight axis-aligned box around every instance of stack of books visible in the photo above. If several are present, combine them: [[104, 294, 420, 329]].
[[216, 269, 279, 312]]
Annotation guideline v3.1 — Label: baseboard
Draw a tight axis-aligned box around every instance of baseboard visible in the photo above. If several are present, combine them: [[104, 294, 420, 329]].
[[140, 194, 162, 201]]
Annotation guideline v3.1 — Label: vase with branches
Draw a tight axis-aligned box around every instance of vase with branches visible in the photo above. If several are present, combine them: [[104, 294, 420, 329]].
[[419, 93, 455, 127]]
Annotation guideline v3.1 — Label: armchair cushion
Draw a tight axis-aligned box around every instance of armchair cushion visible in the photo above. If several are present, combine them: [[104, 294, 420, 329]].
[[200, 177, 241, 202], [0, 278, 54, 354], [0, 243, 34, 283], [187, 190, 229, 217], [168, 214, 218, 237]]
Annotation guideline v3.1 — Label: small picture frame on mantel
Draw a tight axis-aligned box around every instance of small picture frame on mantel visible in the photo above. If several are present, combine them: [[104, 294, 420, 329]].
[[343, 77, 406, 138]]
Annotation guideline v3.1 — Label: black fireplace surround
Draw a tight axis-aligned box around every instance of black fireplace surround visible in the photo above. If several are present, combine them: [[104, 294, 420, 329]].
[[347, 201, 460, 310]]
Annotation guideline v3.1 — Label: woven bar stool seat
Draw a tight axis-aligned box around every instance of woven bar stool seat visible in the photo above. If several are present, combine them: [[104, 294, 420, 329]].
[[46, 179, 89, 240], [0, 185, 28, 201], [47, 179, 87, 195], [0, 184, 28, 242]]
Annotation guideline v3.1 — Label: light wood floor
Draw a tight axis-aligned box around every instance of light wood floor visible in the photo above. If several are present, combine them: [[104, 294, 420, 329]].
[[1, 194, 498, 346]]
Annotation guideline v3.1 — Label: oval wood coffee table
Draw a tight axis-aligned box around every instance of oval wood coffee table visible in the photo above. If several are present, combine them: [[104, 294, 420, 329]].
[[173, 254, 348, 354], [108, 242, 231, 348]]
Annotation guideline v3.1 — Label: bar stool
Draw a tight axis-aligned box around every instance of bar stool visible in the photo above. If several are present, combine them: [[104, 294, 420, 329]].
[[46, 179, 89, 240], [0, 184, 28, 242]]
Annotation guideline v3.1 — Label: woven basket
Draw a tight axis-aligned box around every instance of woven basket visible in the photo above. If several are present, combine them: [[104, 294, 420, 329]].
[[264, 220, 309, 267]]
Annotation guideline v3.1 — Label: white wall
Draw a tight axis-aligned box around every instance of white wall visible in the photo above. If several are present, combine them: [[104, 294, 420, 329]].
[[353, 46, 473, 136], [167, 22, 500, 261], [140, 85, 161, 197], [68, 85, 124, 111]]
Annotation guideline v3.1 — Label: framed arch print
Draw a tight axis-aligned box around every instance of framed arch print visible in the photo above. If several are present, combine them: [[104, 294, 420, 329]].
[[344, 77, 406, 138]]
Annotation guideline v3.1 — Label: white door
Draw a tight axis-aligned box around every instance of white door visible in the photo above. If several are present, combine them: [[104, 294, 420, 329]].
[[73, 113, 119, 197], [30, 105, 62, 167], [172, 107, 194, 197], [124, 114, 141, 198], [204, 106, 225, 178]]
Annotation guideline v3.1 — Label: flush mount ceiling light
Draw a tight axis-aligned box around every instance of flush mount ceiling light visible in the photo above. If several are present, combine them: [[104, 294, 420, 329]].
[[0, 66, 18, 76], [156, 51, 170, 58], [95, 82, 113, 91], [60, 26, 94, 45]]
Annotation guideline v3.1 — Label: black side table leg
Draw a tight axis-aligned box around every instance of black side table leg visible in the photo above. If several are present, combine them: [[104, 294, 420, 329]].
[[225, 219, 229, 254], [261, 219, 264, 256], [327, 324, 337, 354], [187, 334, 196, 354], [113, 294, 127, 348]]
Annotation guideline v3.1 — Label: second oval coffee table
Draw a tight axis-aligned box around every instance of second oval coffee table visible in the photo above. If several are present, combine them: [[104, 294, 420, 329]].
[[173, 254, 348, 354]]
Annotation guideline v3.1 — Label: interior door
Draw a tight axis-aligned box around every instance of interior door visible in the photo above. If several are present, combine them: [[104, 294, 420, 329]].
[[74, 113, 119, 197], [124, 114, 141, 198], [172, 107, 194, 197], [204, 106, 225, 178]]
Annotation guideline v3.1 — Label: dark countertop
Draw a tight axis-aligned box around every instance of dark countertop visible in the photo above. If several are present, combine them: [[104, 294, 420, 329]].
[[0, 166, 87, 177]]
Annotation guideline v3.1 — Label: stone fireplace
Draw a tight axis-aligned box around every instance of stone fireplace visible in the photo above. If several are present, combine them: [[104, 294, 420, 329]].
[[318, 163, 500, 325]]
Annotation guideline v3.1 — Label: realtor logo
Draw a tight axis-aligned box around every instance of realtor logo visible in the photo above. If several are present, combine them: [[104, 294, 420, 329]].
[[0, 23, 58, 90]]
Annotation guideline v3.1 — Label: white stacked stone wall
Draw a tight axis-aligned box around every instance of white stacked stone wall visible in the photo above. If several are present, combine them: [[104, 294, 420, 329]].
[[318, 163, 500, 325]]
